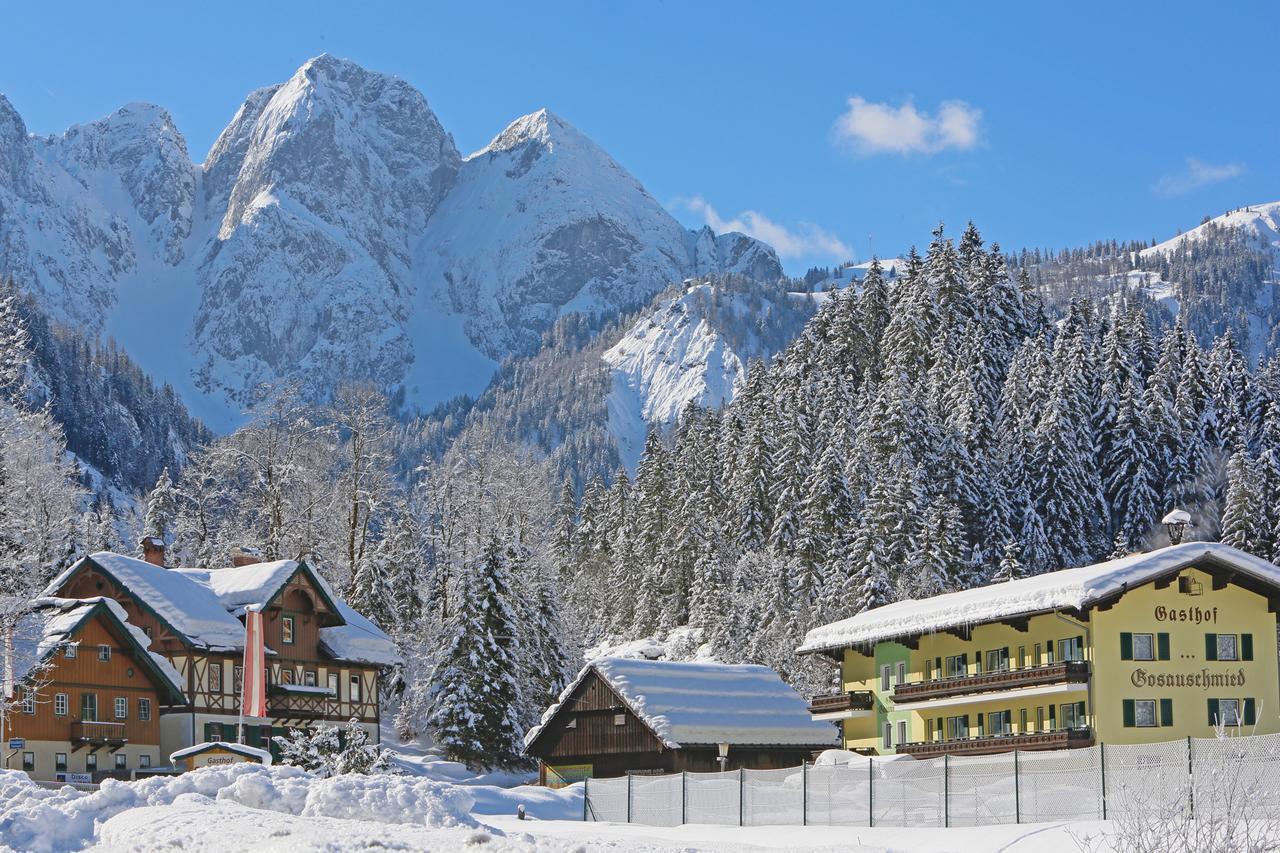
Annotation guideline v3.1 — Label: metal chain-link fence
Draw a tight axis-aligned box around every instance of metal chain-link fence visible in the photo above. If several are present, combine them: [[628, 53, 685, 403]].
[[583, 732, 1280, 827]]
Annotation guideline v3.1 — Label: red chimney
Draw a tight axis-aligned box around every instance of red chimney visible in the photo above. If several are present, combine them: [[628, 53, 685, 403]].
[[230, 546, 262, 568], [141, 537, 165, 568]]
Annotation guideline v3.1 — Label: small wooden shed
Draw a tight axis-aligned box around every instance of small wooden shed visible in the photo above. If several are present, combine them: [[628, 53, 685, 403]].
[[524, 658, 838, 786]]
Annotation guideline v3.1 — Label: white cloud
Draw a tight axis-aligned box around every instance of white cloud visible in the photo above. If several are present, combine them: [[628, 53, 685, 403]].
[[683, 196, 851, 260], [1153, 157, 1245, 197], [833, 96, 983, 155]]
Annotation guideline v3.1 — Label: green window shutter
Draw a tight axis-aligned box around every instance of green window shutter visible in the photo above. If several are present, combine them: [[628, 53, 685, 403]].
[[1208, 698, 1219, 725], [1205, 634, 1217, 661], [1122, 699, 1135, 727], [1242, 634, 1253, 661], [1049, 705, 1057, 727], [1120, 633, 1133, 660], [935, 656, 942, 674], [1160, 698, 1173, 727], [1157, 633, 1170, 661], [1075, 636, 1083, 658], [1245, 698, 1257, 726], [203, 723, 214, 742]]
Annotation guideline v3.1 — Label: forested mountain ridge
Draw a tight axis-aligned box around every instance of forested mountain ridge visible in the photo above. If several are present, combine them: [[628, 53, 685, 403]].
[[8, 279, 209, 497], [553, 220, 1280, 696]]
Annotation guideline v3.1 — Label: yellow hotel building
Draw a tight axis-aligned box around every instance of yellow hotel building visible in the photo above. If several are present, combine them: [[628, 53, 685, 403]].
[[798, 542, 1280, 757]]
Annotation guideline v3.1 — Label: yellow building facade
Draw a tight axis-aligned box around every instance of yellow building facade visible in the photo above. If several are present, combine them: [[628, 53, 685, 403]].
[[799, 543, 1280, 757]]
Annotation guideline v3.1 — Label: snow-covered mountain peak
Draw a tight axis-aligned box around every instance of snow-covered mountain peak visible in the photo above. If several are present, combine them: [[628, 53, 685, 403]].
[[476, 108, 579, 157], [0, 58, 783, 424], [1142, 202, 1280, 258], [45, 103, 196, 263]]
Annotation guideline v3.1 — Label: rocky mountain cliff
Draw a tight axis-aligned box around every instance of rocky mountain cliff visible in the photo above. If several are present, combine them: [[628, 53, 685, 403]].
[[0, 55, 781, 426]]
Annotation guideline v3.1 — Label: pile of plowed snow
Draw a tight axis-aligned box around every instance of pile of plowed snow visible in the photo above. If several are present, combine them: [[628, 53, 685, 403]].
[[0, 766, 477, 852]]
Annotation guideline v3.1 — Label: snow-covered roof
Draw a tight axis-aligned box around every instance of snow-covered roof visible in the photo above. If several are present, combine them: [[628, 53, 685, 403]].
[[525, 658, 838, 751], [175, 560, 304, 612], [9, 597, 186, 701], [319, 597, 403, 666], [45, 552, 399, 666], [44, 553, 247, 651], [800, 542, 1280, 655], [169, 741, 273, 765]]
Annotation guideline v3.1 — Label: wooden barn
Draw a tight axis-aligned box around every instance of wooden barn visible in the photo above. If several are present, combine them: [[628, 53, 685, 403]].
[[524, 658, 838, 786]]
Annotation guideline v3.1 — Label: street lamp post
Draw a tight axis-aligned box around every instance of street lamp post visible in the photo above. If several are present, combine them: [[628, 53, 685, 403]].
[[1162, 509, 1192, 545]]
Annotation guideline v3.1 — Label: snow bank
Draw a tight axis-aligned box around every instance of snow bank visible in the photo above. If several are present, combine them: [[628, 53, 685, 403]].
[[300, 773, 477, 827], [0, 764, 480, 852]]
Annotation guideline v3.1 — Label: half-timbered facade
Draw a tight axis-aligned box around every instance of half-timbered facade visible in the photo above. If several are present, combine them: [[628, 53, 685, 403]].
[[4, 598, 187, 782], [524, 658, 837, 786], [42, 549, 399, 768]]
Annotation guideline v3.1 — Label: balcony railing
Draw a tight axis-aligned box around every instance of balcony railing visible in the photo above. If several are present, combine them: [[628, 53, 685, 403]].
[[807, 690, 875, 716], [893, 660, 1090, 704], [897, 726, 1094, 758], [70, 720, 128, 746]]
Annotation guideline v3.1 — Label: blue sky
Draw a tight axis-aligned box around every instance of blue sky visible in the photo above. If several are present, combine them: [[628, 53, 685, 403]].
[[3, 1, 1276, 274]]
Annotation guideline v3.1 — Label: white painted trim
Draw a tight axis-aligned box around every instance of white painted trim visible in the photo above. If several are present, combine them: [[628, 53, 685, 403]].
[[810, 709, 874, 722]]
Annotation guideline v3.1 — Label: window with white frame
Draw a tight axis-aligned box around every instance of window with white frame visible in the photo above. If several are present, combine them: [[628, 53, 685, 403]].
[[64, 643, 76, 659], [880, 664, 891, 691], [946, 715, 969, 740], [139, 755, 151, 769], [209, 662, 222, 693], [86, 753, 97, 772], [22, 752, 34, 771], [138, 698, 151, 721], [944, 654, 966, 678], [115, 697, 127, 719], [282, 616, 295, 644], [1217, 634, 1239, 661], [896, 661, 906, 684], [304, 670, 317, 687], [897, 720, 907, 745], [614, 713, 626, 726], [55, 753, 67, 772], [1219, 698, 1241, 726], [98, 644, 111, 662], [882, 722, 893, 749], [54, 692, 68, 716], [349, 674, 361, 703], [114, 753, 127, 771], [1132, 633, 1155, 661], [1134, 699, 1157, 727], [21, 689, 35, 714]]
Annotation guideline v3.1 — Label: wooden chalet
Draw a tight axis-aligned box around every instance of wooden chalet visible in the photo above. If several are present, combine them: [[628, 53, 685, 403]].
[[40, 546, 400, 767], [524, 658, 838, 786], [4, 597, 187, 783]]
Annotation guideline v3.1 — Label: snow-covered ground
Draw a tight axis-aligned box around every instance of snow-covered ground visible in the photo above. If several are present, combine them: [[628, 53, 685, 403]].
[[0, 761, 1133, 852]]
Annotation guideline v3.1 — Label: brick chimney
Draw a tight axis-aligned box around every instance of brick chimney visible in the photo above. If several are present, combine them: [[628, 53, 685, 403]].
[[141, 536, 166, 568], [230, 546, 262, 568]]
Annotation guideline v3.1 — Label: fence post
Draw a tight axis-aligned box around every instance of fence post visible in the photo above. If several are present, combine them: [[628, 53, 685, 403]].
[[681, 770, 687, 825], [1187, 735, 1194, 820], [583, 777, 589, 822], [1013, 747, 1024, 819], [626, 773, 633, 824], [944, 753, 950, 828], [1099, 743, 1106, 820], [802, 761, 808, 825], [868, 755, 874, 827], [739, 767, 745, 827]]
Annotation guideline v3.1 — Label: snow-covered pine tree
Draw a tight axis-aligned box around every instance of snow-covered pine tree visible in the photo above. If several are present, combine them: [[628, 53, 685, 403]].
[[423, 533, 526, 769]]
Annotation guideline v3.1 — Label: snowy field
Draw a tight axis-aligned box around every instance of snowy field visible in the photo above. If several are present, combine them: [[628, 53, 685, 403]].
[[0, 762, 1145, 853]]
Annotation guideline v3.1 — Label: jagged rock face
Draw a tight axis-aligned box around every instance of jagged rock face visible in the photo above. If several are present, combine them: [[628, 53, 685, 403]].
[[420, 109, 783, 359], [193, 55, 462, 401], [47, 104, 197, 264], [0, 57, 783, 417], [0, 95, 135, 322]]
